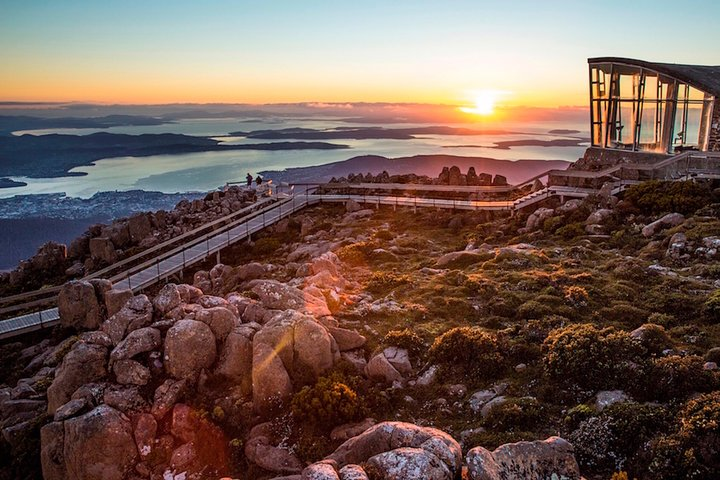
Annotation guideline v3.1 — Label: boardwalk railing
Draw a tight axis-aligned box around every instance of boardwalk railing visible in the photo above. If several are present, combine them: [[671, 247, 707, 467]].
[[2, 150, 720, 339], [0, 196, 279, 316]]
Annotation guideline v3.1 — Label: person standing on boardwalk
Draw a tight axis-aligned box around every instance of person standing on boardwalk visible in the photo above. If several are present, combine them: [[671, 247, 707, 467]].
[[246, 173, 253, 187], [255, 175, 262, 186]]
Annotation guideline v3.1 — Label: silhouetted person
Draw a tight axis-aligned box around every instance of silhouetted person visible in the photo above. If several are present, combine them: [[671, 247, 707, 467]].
[[246, 173, 252, 187], [255, 175, 262, 186]]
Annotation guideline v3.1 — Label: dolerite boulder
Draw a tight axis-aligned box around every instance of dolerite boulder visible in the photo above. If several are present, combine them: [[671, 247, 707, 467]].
[[89, 237, 117, 264], [642, 212, 685, 237], [196, 306, 237, 341], [128, 212, 153, 243], [47, 341, 108, 414], [308, 422, 462, 480], [466, 436, 581, 480], [104, 288, 133, 317], [58, 280, 103, 330], [252, 310, 339, 413], [215, 324, 258, 395], [101, 294, 153, 345], [249, 279, 332, 317], [164, 319, 217, 380], [41, 405, 138, 480], [152, 283, 181, 317], [109, 327, 161, 363]]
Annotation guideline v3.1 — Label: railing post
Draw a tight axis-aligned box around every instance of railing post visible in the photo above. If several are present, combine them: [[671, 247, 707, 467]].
[[182, 249, 186, 269], [127, 273, 132, 290], [38, 309, 43, 328], [156, 259, 160, 282]]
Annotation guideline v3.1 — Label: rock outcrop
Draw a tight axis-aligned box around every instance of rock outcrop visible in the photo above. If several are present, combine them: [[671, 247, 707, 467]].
[[466, 436, 581, 480]]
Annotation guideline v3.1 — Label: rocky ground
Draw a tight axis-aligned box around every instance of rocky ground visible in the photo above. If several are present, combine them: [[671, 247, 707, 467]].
[[0, 186, 257, 296], [1, 179, 720, 480]]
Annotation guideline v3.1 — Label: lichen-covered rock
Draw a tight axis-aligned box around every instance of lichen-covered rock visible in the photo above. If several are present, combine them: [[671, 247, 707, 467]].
[[252, 310, 339, 413], [58, 280, 103, 331], [152, 283, 181, 317], [61, 405, 138, 480], [466, 436, 581, 480], [642, 212, 685, 237], [196, 306, 236, 341], [215, 325, 256, 394], [367, 446, 452, 479], [250, 279, 331, 317], [326, 422, 461, 479], [101, 294, 154, 344], [47, 342, 108, 414], [113, 359, 151, 385], [164, 319, 217, 380], [151, 378, 187, 420], [109, 327, 161, 363], [365, 352, 402, 383]]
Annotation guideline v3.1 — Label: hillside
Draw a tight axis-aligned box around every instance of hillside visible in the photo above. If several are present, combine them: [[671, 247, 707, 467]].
[[0, 179, 719, 479]]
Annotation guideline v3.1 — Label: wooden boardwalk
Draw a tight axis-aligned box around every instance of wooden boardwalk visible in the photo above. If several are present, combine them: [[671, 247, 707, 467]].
[[3, 149, 719, 339], [0, 186, 596, 339]]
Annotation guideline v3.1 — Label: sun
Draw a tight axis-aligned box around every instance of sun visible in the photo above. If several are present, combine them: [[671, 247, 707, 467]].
[[459, 89, 507, 116]]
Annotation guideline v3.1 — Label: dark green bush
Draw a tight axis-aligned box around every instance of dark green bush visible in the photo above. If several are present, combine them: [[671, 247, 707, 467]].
[[517, 300, 554, 320], [382, 329, 425, 358], [623, 180, 715, 216], [647, 392, 720, 479], [484, 397, 545, 432], [642, 355, 717, 402], [570, 402, 670, 476], [556, 222, 586, 239], [631, 323, 673, 356], [366, 271, 410, 294], [429, 327, 506, 380], [703, 289, 720, 323], [291, 376, 363, 427], [543, 323, 646, 391]]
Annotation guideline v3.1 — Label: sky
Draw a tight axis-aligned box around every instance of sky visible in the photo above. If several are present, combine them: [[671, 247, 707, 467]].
[[1, 0, 719, 108]]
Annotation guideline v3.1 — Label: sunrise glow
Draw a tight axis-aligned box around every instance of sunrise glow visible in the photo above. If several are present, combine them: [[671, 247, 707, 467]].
[[459, 90, 509, 116]]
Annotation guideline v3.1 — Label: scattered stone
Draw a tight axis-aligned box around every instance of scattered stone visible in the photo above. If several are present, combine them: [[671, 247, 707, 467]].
[[642, 212, 685, 237]]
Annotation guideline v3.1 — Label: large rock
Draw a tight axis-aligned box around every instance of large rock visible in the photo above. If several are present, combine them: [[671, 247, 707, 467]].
[[110, 327, 161, 363], [151, 378, 187, 420], [89, 237, 117, 264], [328, 327, 366, 351], [164, 319, 217, 380], [104, 289, 133, 317], [128, 213, 153, 243], [250, 279, 331, 317], [58, 280, 103, 331], [365, 352, 402, 383], [585, 208, 614, 225], [525, 208, 554, 231], [113, 359, 151, 385], [325, 422, 462, 480], [152, 283, 181, 317], [100, 294, 153, 344], [62, 405, 138, 480], [642, 212, 685, 237], [252, 311, 339, 412], [466, 436, 581, 480], [196, 306, 236, 341], [47, 342, 108, 414], [252, 341, 293, 415], [367, 447, 452, 479], [215, 326, 256, 395]]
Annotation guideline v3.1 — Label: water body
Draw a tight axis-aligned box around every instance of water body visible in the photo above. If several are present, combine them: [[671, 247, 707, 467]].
[[4, 117, 589, 199]]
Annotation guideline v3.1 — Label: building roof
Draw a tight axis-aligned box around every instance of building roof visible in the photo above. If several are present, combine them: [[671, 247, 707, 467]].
[[589, 57, 720, 97]]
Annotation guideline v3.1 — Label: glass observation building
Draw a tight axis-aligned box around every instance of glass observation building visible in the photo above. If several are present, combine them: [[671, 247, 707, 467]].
[[588, 57, 720, 155]]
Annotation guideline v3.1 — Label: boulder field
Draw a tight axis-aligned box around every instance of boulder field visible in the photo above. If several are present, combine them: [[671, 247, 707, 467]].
[[2, 247, 584, 479]]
